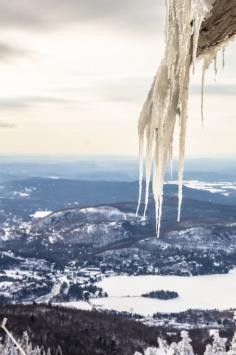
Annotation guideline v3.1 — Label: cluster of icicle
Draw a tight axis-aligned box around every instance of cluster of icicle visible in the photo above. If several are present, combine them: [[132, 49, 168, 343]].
[[136, 0, 216, 237], [134, 329, 236, 355]]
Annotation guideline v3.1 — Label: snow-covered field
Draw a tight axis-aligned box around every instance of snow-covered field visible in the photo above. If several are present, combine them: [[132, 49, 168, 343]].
[[84, 269, 236, 316], [169, 180, 236, 196]]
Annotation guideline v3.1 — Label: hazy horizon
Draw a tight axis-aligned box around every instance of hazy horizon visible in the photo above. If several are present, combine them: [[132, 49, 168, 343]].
[[0, 154, 235, 184], [0, 154, 236, 160]]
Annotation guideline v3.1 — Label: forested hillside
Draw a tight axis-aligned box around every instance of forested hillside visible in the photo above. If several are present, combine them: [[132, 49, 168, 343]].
[[0, 305, 235, 355]]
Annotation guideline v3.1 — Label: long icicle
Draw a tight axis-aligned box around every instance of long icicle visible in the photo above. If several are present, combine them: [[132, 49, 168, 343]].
[[201, 63, 206, 127], [136, 133, 144, 216]]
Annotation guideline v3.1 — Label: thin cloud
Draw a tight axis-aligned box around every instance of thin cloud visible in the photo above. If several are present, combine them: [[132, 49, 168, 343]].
[[0, 96, 71, 110], [0, 42, 30, 61], [96, 76, 151, 103], [0, 0, 164, 34], [0, 121, 16, 128], [52, 75, 152, 103]]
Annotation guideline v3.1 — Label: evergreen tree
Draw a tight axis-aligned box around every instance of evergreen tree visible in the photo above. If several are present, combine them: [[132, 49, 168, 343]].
[[168, 342, 180, 355], [0, 329, 52, 355], [144, 347, 159, 355], [228, 330, 236, 355], [178, 331, 194, 355], [212, 330, 227, 355]]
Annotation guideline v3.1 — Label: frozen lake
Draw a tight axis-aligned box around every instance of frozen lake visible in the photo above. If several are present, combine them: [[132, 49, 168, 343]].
[[88, 269, 236, 316]]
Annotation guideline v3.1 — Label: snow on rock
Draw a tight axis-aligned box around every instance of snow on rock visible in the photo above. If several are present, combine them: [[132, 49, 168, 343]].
[[18, 192, 30, 198], [181, 180, 226, 193], [80, 206, 136, 221], [31, 205, 141, 247], [136, 0, 223, 237], [36, 206, 138, 227], [31, 211, 52, 219]]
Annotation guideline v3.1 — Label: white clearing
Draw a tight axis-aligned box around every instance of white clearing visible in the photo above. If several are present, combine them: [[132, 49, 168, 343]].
[[87, 269, 236, 316], [168, 180, 236, 195]]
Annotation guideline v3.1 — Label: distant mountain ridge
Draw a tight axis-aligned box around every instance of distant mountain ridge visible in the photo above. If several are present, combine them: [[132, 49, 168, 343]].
[[0, 156, 236, 182], [1, 177, 236, 221]]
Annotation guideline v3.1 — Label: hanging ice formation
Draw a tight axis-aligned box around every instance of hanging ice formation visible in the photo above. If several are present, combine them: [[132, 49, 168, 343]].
[[136, 0, 223, 238]]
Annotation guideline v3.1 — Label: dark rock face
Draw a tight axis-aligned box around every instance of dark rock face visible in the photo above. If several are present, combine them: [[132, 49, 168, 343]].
[[198, 0, 236, 55]]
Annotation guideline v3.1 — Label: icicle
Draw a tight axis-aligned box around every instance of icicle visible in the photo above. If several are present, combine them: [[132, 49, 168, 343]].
[[200, 39, 229, 126], [167, 141, 173, 179], [137, 0, 214, 237], [222, 47, 225, 70], [191, 0, 212, 73], [178, 103, 188, 223], [201, 55, 212, 127], [136, 133, 144, 216], [214, 54, 218, 79], [143, 123, 154, 218], [201, 66, 206, 127]]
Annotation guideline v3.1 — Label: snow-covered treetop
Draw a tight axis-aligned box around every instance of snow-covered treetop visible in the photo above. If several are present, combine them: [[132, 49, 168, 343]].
[[0, 318, 53, 355], [135, 329, 236, 355]]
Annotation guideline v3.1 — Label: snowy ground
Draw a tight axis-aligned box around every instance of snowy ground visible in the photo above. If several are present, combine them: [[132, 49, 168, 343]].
[[31, 211, 52, 219], [81, 269, 236, 316]]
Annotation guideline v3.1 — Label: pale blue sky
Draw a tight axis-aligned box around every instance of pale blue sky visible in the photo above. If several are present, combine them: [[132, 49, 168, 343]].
[[0, 0, 235, 157]]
